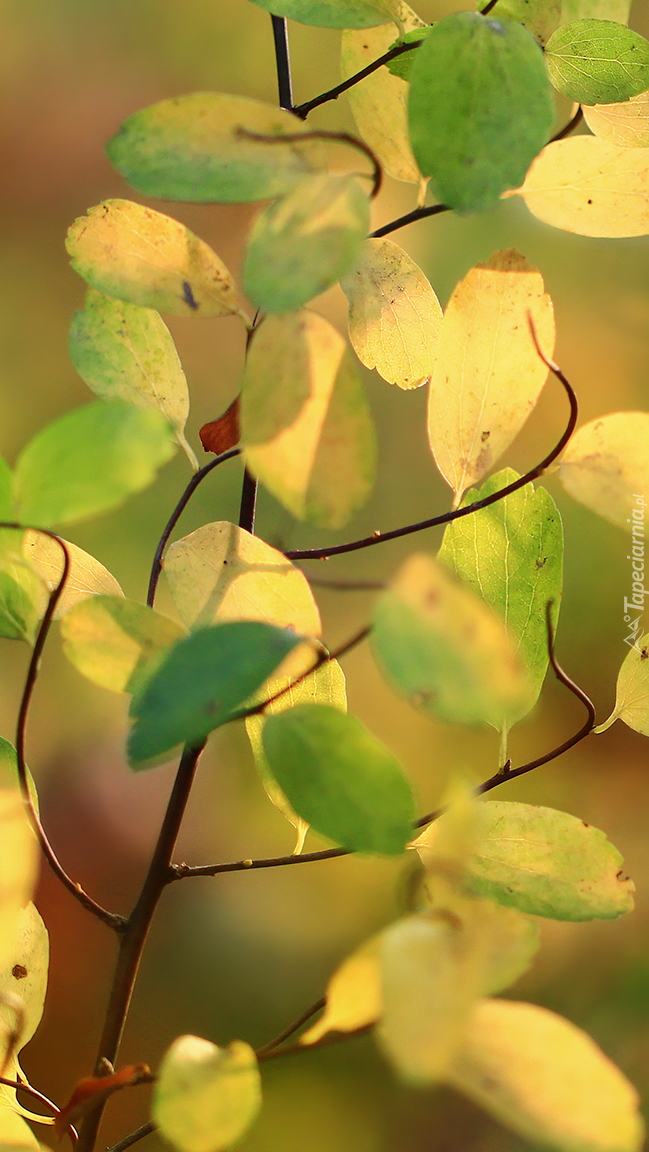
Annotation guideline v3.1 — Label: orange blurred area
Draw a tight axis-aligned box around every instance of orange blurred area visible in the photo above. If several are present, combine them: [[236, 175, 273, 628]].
[[0, 1, 648, 1150]]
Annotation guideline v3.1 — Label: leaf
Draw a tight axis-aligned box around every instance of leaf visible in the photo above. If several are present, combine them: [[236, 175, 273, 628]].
[[199, 398, 240, 456], [438, 471, 564, 726], [246, 657, 347, 851], [385, 28, 433, 81], [128, 621, 301, 767], [153, 1036, 261, 1152], [561, 0, 631, 24], [55, 1065, 151, 1139], [262, 704, 415, 855], [0, 454, 14, 520], [341, 237, 442, 390], [558, 411, 649, 528], [60, 597, 186, 696], [427, 250, 555, 503], [341, 4, 425, 184], [487, 0, 561, 47], [243, 174, 370, 315], [302, 934, 382, 1045], [0, 904, 49, 1070], [66, 200, 246, 321], [0, 739, 38, 814], [241, 311, 376, 529], [416, 800, 634, 920], [106, 93, 323, 204], [69, 289, 198, 469], [13, 400, 176, 529], [0, 791, 37, 972], [22, 531, 124, 618], [0, 1110, 40, 1150], [446, 999, 644, 1152], [0, 562, 43, 644], [248, 0, 401, 29], [408, 12, 555, 214], [545, 19, 649, 105], [595, 635, 649, 736], [164, 521, 321, 635], [583, 89, 649, 147], [512, 136, 649, 236], [371, 553, 530, 730]]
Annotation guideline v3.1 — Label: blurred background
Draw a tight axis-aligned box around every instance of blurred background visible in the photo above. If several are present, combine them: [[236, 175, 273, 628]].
[[1, 0, 649, 1148]]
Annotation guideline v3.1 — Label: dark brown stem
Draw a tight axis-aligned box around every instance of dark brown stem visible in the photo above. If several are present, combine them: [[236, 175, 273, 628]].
[[106, 1122, 155, 1152], [258, 1023, 373, 1062], [550, 104, 583, 143], [271, 14, 293, 109], [479, 0, 500, 14], [256, 996, 326, 1057], [77, 741, 205, 1152], [285, 345, 577, 561], [238, 467, 258, 535], [292, 38, 425, 120], [371, 202, 450, 239], [236, 128, 383, 199]]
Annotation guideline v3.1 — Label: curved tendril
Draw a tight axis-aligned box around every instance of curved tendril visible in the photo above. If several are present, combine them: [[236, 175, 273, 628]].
[[235, 128, 383, 199]]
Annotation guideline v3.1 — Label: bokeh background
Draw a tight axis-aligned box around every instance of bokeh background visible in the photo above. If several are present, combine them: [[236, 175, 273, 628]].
[[1, 0, 649, 1148]]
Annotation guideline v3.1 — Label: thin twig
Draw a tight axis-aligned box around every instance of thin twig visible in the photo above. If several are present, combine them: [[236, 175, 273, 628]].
[[0, 1075, 78, 1145], [147, 448, 241, 608], [371, 201, 450, 239], [550, 104, 583, 144], [256, 997, 326, 1057], [258, 1023, 373, 1061], [105, 1122, 155, 1152], [479, 0, 500, 14], [303, 575, 385, 591], [271, 14, 293, 108], [285, 343, 578, 561], [292, 38, 425, 119], [236, 128, 383, 199]]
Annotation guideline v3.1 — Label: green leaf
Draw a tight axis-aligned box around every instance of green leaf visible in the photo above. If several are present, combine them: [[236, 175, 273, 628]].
[[13, 400, 176, 529], [0, 561, 43, 644], [128, 621, 301, 767], [241, 311, 376, 529], [262, 704, 415, 855], [243, 174, 370, 314], [385, 28, 432, 80], [594, 635, 649, 736], [438, 471, 564, 727], [106, 94, 323, 204], [546, 19, 649, 105], [153, 1036, 261, 1152], [60, 596, 186, 696], [371, 554, 530, 730], [416, 800, 635, 920], [407, 12, 555, 214], [22, 531, 124, 619], [447, 999, 644, 1152], [248, 0, 401, 29], [66, 200, 246, 321], [69, 290, 198, 469]]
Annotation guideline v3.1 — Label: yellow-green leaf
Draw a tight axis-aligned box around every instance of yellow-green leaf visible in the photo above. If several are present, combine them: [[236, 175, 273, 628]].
[[241, 311, 376, 529], [584, 89, 649, 148], [342, 237, 442, 390], [595, 635, 649, 736], [66, 200, 247, 321], [447, 999, 644, 1152], [545, 20, 649, 106], [302, 934, 382, 1045], [22, 531, 124, 618], [153, 1036, 261, 1152], [558, 412, 649, 529], [511, 137, 649, 237], [488, 0, 560, 46], [341, 4, 425, 184], [60, 596, 185, 696], [561, 0, 631, 23], [372, 553, 530, 729], [0, 559, 43, 644], [69, 290, 198, 469], [0, 791, 37, 972], [106, 93, 323, 204], [249, 0, 401, 30], [427, 250, 555, 504], [0, 903, 48, 1072]]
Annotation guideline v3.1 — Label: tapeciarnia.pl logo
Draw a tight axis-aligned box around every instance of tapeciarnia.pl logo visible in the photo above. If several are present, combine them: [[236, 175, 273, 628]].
[[623, 494, 646, 652]]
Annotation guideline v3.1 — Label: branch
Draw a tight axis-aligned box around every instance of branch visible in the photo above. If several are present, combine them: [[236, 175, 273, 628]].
[[292, 38, 425, 120], [236, 128, 383, 199], [549, 104, 583, 143], [106, 1123, 155, 1152], [371, 201, 450, 239], [285, 341, 577, 561], [255, 996, 326, 1058], [258, 1022, 373, 1062], [271, 14, 293, 109], [147, 448, 241, 608]]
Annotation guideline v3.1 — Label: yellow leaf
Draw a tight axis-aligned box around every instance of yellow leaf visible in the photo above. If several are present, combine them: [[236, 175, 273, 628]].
[[561, 0, 630, 21], [302, 934, 382, 1045], [511, 137, 649, 237], [558, 412, 649, 529], [341, 3, 425, 184], [241, 312, 376, 529], [0, 1106, 40, 1150], [427, 250, 555, 503], [66, 200, 248, 321], [0, 904, 52, 1130], [22, 531, 123, 619], [595, 634, 649, 736], [583, 90, 649, 149], [342, 238, 442, 390], [0, 792, 37, 973], [447, 998, 644, 1152]]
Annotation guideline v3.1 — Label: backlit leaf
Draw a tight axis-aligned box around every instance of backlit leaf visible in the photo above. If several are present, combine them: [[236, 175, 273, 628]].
[[427, 250, 555, 503], [447, 999, 644, 1152], [438, 471, 564, 726], [546, 20, 649, 105], [584, 89, 649, 147], [241, 311, 376, 529], [558, 412, 649, 528], [341, 4, 425, 184], [301, 934, 382, 1045], [408, 12, 555, 213], [262, 704, 415, 855], [243, 174, 369, 314], [416, 800, 634, 920], [561, 0, 631, 25], [128, 621, 301, 766], [594, 635, 649, 736], [22, 531, 124, 618], [69, 290, 198, 469], [372, 553, 530, 730], [14, 401, 176, 529], [66, 200, 246, 321], [106, 93, 322, 204], [153, 1036, 261, 1152], [0, 1110, 40, 1150], [385, 28, 433, 81], [0, 791, 37, 971], [0, 562, 42, 644], [61, 597, 185, 696], [512, 136, 649, 236], [0, 454, 13, 520], [342, 237, 442, 390], [248, 0, 401, 29], [0, 904, 48, 1071], [487, 0, 560, 46]]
